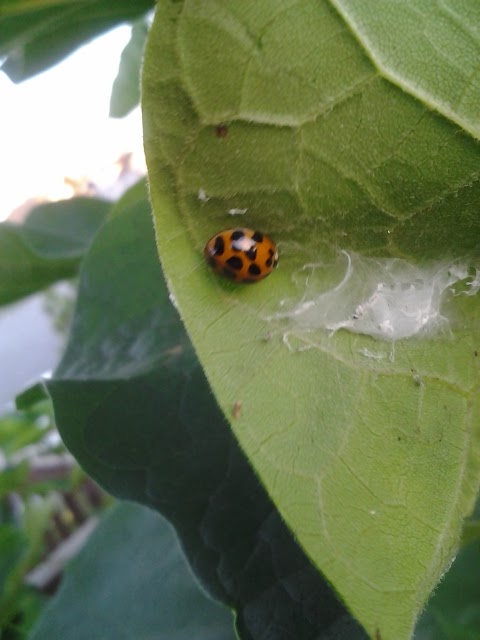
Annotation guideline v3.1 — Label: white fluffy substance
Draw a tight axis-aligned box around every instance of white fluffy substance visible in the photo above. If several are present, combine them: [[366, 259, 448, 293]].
[[267, 251, 478, 342]]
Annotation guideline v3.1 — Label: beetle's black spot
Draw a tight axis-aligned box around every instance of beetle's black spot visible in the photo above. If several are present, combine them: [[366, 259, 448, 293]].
[[230, 230, 244, 241], [213, 235, 225, 255], [248, 263, 261, 276], [226, 256, 243, 271], [268, 248, 274, 257], [245, 247, 257, 261], [222, 267, 236, 280], [266, 257, 273, 268], [252, 231, 263, 243]]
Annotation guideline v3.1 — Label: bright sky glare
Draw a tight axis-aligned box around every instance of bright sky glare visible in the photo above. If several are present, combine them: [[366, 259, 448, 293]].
[[0, 26, 145, 221]]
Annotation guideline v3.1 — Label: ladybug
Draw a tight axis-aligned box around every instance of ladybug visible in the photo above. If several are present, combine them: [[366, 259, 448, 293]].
[[204, 228, 278, 283]]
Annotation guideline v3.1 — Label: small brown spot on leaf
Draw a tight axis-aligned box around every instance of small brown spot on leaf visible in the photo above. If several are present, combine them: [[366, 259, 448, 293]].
[[233, 401, 242, 419], [215, 124, 228, 138]]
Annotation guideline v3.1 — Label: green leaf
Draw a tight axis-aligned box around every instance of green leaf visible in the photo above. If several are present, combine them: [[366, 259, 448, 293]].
[[23, 494, 58, 554], [0, 410, 50, 457], [0, 197, 109, 306], [0, 464, 30, 500], [414, 541, 480, 640], [0, 526, 30, 631], [110, 18, 149, 118], [109, 176, 149, 215], [8, 589, 47, 638], [0, 527, 27, 592], [15, 382, 49, 411], [47, 188, 369, 639], [0, 1, 75, 14], [331, 0, 480, 140], [142, 2, 480, 638], [0, 0, 155, 82], [29, 502, 235, 640], [461, 520, 480, 547]]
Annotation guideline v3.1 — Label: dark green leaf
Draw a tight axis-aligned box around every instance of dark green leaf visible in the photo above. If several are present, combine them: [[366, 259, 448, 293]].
[[15, 382, 49, 411], [461, 519, 480, 547], [1, 1, 80, 13], [47, 188, 368, 640], [0, 0, 155, 82], [20, 197, 110, 258], [0, 197, 109, 306], [29, 502, 235, 640], [414, 541, 480, 639], [109, 18, 149, 118], [110, 177, 149, 215]]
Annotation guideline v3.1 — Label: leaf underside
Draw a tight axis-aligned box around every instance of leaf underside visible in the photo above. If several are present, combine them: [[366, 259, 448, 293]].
[[142, 2, 480, 638]]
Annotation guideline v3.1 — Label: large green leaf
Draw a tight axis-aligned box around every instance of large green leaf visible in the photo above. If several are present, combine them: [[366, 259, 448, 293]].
[[29, 502, 235, 640], [0, 0, 155, 82], [142, 2, 480, 638], [47, 187, 368, 639], [0, 197, 109, 306]]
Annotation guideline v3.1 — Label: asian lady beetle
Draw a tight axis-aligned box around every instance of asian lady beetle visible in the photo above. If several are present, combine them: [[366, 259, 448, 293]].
[[204, 228, 278, 283]]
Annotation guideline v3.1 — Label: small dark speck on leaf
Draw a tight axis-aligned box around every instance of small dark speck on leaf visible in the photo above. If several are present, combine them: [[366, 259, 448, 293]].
[[475, 350, 478, 356], [215, 124, 228, 138], [413, 374, 424, 387]]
